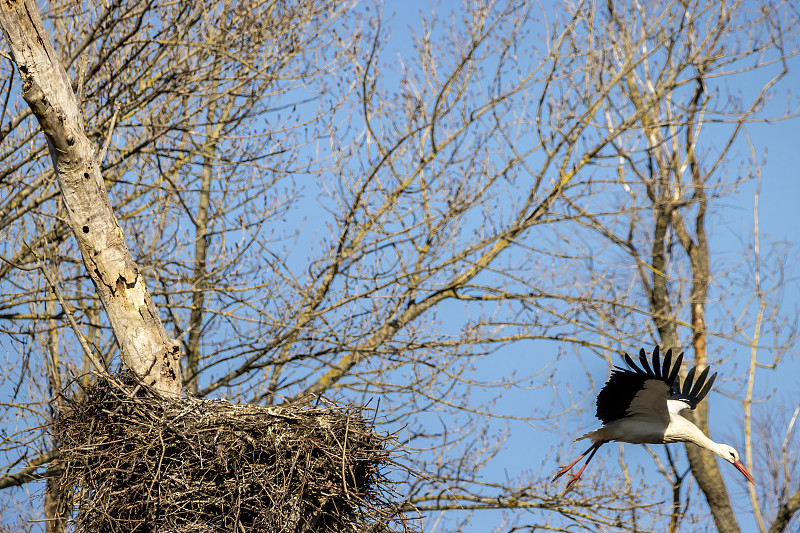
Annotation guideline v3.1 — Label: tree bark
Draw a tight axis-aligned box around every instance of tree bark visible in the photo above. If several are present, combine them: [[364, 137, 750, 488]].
[[673, 78, 741, 533], [0, 0, 182, 396]]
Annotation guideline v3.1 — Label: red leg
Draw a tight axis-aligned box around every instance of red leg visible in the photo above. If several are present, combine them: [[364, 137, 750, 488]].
[[564, 442, 603, 490], [551, 441, 605, 488]]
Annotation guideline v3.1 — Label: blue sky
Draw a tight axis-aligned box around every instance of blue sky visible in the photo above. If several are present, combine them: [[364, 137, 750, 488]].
[[379, 2, 800, 531], [0, 1, 797, 532]]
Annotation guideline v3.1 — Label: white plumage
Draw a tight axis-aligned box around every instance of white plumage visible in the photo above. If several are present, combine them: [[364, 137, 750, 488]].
[[552, 346, 755, 490]]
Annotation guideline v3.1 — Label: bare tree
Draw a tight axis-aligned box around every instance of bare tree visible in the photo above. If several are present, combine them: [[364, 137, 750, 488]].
[[0, 0, 798, 532], [543, 1, 800, 532], [0, 0, 182, 396], [0, 0, 353, 529]]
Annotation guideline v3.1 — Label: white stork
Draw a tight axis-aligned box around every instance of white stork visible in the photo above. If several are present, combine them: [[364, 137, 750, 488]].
[[552, 346, 755, 490]]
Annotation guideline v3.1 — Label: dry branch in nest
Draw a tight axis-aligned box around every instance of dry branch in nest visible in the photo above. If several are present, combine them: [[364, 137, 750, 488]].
[[53, 373, 409, 533]]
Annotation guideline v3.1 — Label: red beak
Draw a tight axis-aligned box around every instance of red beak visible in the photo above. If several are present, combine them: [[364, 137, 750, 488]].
[[733, 459, 756, 485]]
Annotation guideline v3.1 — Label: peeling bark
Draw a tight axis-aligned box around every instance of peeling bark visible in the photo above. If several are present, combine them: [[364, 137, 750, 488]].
[[0, 0, 182, 396]]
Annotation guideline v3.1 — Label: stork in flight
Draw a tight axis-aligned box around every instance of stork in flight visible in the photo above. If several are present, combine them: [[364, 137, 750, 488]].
[[552, 346, 755, 490]]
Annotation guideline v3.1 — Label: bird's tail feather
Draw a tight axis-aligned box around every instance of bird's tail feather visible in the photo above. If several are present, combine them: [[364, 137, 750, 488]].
[[575, 429, 600, 443]]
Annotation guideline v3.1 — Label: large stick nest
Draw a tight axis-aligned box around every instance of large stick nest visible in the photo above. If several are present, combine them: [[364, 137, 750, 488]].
[[53, 373, 408, 533]]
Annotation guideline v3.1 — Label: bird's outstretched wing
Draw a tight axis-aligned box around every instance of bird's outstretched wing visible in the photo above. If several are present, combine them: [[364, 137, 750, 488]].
[[595, 346, 716, 424], [669, 358, 716, 409]]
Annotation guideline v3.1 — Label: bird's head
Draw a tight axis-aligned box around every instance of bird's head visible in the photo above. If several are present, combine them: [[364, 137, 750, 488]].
[[716, 444, 755, 485]]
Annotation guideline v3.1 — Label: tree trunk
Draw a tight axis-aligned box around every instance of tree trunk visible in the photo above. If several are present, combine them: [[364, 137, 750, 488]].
[[0, 0, 182, 396], [674, 79, 741, 533]]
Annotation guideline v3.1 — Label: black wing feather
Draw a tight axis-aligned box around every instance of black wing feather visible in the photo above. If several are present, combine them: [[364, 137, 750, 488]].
[[596, 346, 681, 424], [694, 372, 717, 404], [652, 346, 662, 379], [689, 367, 711, 398], [596, 371, 650, 424], [595, 346, 720, 422], [624, 353, 643, 374], [682, 367, 696, 396], [666, 351, 682, 385], [669, 359, 718, 409], [638, 348, 654, 375], [671, 376, 681, 397]]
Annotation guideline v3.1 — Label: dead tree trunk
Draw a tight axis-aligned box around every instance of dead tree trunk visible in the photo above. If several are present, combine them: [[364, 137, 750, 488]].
[[0, 0, 182, 396]]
